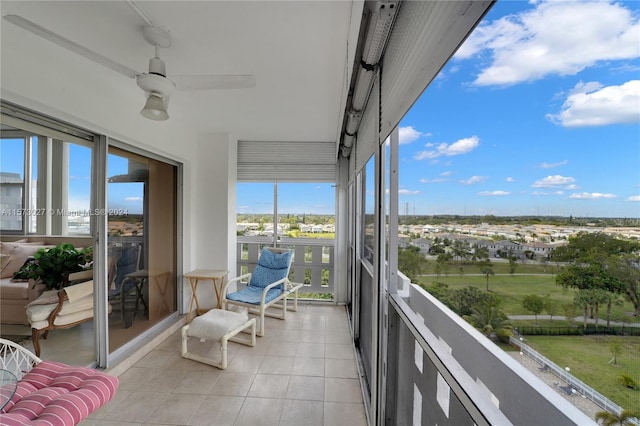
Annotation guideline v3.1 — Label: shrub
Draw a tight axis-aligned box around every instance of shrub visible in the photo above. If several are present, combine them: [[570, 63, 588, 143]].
[[618, 374, 638, 390], [495, 328, 513, 343]]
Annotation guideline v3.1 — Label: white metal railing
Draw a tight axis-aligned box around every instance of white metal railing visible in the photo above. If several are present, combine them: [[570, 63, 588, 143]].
[[236, 236, 334, 298], [511, 337, 637, 424]]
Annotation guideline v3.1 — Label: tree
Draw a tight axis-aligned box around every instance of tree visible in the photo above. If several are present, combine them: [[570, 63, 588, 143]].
[[574, 290, 592, 331], [522, 294, 545, 323], [476, 258, 494, 291], [463, 299, 511, 338], [451, 286, 498, 317], [436, 253, 452, 276], [563, 303, 577, 324], [551, 231, 639, 263], [556, 264, 624, 324], [471, 245, 489, 262], [398, 246, 426, 283], [508, 256, 517, 275], [544, 294, 558, 325], [609, 338, 623, 366], [608, 254, 640, 317], [421, 281, 453, 309], [553, 232, 639, 317], [452, 240, 470, 263], [595, 409, 640, 426]]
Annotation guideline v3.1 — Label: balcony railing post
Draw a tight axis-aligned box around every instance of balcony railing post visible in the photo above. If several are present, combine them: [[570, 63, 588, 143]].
[[237, 236, 335, 299]]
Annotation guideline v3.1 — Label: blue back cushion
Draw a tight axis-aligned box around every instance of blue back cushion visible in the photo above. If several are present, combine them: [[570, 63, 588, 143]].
[[114, 246, 139, 286], [249, 248, 291, 290]]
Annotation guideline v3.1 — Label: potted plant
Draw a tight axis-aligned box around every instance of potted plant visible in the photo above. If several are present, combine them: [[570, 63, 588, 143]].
[[14, 243, 93, 290]]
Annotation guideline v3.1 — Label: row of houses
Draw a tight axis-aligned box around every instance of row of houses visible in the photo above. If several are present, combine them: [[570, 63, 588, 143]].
[[399, 223, 639, 242], [404, 234, 566, 260], [237, 222, 335, 235]]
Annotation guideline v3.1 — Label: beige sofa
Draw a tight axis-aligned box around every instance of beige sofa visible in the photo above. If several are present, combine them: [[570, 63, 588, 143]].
[[0, 237, 92, 325]]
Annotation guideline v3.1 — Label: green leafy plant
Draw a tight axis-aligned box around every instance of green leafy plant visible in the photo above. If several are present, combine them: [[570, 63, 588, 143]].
[[14, 243, 93, 290], [617, 374, 637, 390]]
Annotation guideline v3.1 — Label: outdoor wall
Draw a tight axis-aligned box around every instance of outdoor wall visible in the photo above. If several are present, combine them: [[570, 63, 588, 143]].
[[406, 284, 594, 425]]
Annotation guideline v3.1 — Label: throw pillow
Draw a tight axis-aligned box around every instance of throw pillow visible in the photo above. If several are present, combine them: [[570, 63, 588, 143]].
[[0, 253, 11, 271], [0, 243, 49, 279], [25, 289, 63, 307]]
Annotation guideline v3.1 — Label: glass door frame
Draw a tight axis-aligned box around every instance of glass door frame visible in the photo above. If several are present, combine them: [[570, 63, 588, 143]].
[[96, 137, 183, 368]]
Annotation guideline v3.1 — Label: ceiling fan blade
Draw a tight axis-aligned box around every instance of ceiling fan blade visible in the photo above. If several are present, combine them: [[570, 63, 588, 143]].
[[3, 14, 140, 79], [171, 75, 256, 91]]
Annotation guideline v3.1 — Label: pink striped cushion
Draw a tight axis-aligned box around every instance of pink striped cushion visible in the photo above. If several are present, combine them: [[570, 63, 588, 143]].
[[0, 361, 119, 426]]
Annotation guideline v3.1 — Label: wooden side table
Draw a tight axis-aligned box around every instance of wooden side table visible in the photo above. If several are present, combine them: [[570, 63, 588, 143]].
[[184, 269, 229, 322]]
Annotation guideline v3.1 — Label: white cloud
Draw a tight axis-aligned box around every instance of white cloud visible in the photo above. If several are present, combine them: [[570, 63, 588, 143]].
[[415, 136, 479, 160], [460, 175, 487, 185], [457, 1, 640, 86], [440, 171, 453, 177], [532, 175, 576, 188], [125, 196, 143, 202], [532, 191, 564, 196], [399, 126, 430, 144], [547, 80, 640, 127], [625, 195, 640, 202], [479, 190, 510, 196], [506, 177, 515, 182], [539, 160, 568, 169], [398, 189, 420, 195], [569, 192, 616, 199], [420, 178, 448, 184]]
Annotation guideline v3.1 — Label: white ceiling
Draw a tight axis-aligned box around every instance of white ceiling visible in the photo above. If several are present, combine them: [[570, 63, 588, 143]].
[[0, 1, 360, 143]]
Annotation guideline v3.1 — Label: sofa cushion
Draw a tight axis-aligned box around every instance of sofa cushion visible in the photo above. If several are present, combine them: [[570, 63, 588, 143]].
[[0, 242, 51, 279], [0, 278, 32, 300], [0, 360, 119, 425], [0, 253, 10, 269], [27, 294, 93, 323]]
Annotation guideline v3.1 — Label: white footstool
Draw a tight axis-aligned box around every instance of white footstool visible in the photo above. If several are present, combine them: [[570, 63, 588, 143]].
[[181, 309, 256, 369]]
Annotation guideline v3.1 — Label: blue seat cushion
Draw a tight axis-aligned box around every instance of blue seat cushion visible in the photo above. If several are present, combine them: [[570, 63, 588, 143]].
[[227, 286, 283, 305], [248, 249, 291, 290]]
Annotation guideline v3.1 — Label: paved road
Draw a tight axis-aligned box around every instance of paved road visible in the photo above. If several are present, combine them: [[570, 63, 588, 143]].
[[508, 315, 640, 327]]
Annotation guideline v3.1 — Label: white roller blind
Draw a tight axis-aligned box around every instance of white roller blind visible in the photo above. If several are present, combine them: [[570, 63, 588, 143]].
[[237, 140, 337, 182], [379, 1, 493, 139]]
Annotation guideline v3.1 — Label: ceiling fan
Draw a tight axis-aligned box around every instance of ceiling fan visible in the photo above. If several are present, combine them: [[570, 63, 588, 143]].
[[3, 4, 255, 121]]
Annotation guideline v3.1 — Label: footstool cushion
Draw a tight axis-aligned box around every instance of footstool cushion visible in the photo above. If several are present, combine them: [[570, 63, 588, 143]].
[[181, 309, 256, 369], [188, 309, 250, 340]]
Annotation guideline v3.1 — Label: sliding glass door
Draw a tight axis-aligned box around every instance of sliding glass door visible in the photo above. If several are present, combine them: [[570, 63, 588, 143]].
[[107, 146, 178, 352]]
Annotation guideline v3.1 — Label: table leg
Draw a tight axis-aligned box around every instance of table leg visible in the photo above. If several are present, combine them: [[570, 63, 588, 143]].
[[214, 276, 225, 309], [188, 278, 198, 323]]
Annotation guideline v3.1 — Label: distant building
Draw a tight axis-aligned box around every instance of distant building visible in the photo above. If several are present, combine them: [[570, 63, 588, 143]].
[[0, 172, 23, 230]]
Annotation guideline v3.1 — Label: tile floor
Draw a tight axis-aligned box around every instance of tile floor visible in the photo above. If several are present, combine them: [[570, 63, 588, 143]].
[[81, 304, 368, 426]]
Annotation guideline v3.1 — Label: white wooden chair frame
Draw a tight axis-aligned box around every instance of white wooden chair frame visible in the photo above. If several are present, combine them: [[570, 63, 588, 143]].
[[0, 338, 41, 380]]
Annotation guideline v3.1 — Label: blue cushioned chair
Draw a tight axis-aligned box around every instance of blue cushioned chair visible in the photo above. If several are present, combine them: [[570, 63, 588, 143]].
[[221, 247, 301, 336]]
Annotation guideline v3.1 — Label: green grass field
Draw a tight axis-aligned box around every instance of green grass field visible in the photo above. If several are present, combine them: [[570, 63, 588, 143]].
[[524, 335, 640, 410], [416, 272, 638, 323], [416, 269, 640, 411]]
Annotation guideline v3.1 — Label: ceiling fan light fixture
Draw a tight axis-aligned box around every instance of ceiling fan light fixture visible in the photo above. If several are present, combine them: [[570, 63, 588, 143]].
[[141, 93, 169, 121]]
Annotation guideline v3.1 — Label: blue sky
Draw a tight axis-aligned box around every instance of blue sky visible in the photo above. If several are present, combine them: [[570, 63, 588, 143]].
[[396, 0, 640, 218], [0, 142, 143, 214], [241, 0, 640, 218], [3, 1, 638, 219]]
